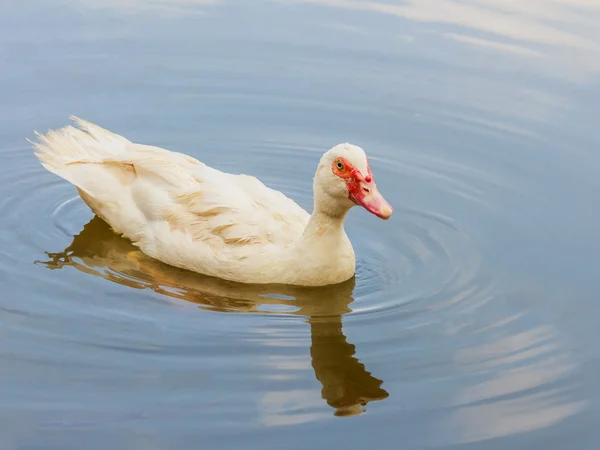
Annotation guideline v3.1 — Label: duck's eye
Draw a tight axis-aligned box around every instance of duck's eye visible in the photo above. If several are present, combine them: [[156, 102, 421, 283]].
[[336, 160, 345, 171]]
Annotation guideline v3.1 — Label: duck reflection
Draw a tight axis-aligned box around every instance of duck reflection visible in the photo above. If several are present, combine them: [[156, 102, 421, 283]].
[[39, 216, 388, 416]]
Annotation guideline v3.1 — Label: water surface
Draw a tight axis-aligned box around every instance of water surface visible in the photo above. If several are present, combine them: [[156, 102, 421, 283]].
[[2, 0, 600, 448]]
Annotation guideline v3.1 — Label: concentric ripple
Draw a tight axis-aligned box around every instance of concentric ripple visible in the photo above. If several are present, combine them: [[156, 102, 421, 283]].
[[7, 139, 487, 319], [0, 137, 528, 326], [0, 145, 80, 259]]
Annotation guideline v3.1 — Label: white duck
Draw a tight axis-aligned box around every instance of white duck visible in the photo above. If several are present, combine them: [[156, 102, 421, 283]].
[[32, 117, 392, 286]]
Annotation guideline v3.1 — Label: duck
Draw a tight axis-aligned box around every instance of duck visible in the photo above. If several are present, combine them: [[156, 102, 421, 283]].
[[31, 117, 392, 286]]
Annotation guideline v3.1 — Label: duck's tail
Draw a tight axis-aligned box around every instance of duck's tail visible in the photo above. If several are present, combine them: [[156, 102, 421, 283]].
[[29, 117, 145, 234], [30, 116, 130, 178]]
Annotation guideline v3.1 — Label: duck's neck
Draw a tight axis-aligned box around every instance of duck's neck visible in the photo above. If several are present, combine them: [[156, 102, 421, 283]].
[[284, 193, 355, 285], [301, 186, 353, 240], [302, 209, 347, 239], [289, 207, 354, 285]]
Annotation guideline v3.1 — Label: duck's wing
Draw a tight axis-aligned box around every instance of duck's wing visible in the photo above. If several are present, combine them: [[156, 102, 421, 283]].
[[157, 156, 311, 248]]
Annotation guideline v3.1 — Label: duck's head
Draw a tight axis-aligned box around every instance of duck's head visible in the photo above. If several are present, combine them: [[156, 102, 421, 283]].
[[313, 143, 392, 220]]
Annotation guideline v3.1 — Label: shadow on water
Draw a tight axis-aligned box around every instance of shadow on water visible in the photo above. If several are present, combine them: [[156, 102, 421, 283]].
[[38, 215, 389, 417]]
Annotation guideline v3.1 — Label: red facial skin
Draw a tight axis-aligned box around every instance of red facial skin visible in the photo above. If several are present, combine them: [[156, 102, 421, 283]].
[[331, 157, 393, 220]]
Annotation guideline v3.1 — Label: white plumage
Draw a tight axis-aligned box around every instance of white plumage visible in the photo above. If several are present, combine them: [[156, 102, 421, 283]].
[[32, 117, 391, 286]]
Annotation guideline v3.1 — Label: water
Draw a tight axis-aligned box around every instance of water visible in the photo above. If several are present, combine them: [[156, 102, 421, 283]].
[[2, 0, 600, 448]]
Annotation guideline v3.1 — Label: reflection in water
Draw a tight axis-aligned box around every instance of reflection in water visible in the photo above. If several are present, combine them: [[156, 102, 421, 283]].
[[38, 216, 389, 417], [310, 315, 388, 416]]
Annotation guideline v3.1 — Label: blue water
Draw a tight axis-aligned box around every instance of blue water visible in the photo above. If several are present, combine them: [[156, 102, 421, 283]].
[[2, 1, 600, 448]]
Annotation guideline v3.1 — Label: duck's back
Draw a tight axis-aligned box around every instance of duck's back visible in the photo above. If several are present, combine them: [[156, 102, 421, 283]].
[[32, 117, 310, 282]]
